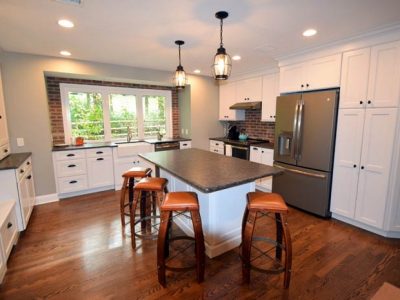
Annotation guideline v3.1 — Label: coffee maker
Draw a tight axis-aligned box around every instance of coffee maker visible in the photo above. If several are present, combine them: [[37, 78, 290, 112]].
[[227, 125, 239, 140]]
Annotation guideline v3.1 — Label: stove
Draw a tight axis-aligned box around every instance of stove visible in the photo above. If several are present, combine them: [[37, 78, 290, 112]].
[[214, 138, 269, 160], [222, 138, 268, 147]]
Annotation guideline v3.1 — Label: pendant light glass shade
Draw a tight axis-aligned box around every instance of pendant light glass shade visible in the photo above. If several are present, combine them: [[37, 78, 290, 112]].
[[174, 40, 186, 89], [212, 11, 231, 80]]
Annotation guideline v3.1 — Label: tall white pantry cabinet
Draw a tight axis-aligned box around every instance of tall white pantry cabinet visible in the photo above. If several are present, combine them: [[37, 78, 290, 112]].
[[331, 40, 400, 237]]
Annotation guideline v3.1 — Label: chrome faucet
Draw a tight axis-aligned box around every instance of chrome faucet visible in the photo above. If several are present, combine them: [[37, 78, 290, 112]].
[[127, 126, 133, 142]]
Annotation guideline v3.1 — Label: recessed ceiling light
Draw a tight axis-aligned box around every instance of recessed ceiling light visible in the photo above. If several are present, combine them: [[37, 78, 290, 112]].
[[60, 50, 71, 56], [193, 69, 201, 74], [303, 28, 317, 37], [58, 19, 74, 28], [232, 55, 241, 61]]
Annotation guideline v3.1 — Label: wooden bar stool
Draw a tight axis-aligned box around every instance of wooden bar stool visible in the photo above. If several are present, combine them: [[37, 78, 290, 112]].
[[130, 177, 168, 249], [241, 192, 292, 289], [157, 192, 205, 287], [120, 167, 152, 227]]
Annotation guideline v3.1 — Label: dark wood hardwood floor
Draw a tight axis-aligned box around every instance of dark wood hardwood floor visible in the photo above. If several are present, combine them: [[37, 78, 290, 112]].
[[0, 190, 399, 299]]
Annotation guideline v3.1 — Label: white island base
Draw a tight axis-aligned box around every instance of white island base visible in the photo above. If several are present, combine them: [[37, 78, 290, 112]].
[[160, 169, 256, 258]]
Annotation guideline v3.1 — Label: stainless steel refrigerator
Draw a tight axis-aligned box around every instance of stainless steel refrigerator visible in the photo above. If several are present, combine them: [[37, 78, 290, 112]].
[[272, 89, 339, 217]]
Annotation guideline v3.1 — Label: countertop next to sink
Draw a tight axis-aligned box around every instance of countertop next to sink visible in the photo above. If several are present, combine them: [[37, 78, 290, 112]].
[[0, 153, 32, 170], [52, 138, 191, 151]]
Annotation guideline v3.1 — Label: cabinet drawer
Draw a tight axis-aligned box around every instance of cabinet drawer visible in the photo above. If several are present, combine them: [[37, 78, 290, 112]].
[[56, 159, 87, 177], [210, 146, 224, 155], [16, 157, 32, 181], [54, 150, 86, 161], [0, 143, 10, 161], [209, 140, 224, 149], [58, 175, 88, 193], [86, 147, 112, 158], [0, 207, 18, 259], [179, 141, 191, 149]]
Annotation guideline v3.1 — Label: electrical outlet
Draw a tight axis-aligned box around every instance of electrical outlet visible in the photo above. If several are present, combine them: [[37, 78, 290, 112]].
[[17, 138, 24, 147], [185, 129, 189, 135]]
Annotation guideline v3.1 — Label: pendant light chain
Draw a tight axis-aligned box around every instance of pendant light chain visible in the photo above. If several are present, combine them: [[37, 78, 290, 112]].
[[178, 44, 182, 66], [220, 18, 224, 48]]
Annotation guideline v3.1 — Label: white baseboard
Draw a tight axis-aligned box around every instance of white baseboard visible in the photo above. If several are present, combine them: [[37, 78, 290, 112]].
[[35, 193, 59, 205]]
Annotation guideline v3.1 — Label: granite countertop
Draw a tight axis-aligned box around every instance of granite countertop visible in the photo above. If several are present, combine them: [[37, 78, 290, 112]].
[[144, 138, 191, 144], [52, 138, 191, 151], [139, 148, 281, 193], [0, 153, 32, 170]]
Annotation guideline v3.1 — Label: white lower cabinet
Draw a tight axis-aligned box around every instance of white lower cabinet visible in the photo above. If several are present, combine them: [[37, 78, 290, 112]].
[[250, 146, 274, 191], [331, 108, 400, 236], [53, 147, 114, 198], [0, 200, 19, 283], [0, 155, 35, 231], [209, 140, 224, 155], [179, 141, 191, 149]]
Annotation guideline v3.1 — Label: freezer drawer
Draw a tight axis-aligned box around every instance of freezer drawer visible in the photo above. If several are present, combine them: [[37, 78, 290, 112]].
[[272, 162, 332, 217]]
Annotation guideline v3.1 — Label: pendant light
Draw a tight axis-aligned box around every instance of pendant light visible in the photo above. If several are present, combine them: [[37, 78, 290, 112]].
[[174, 40, 186, 89], [212, 11, 232, 80]]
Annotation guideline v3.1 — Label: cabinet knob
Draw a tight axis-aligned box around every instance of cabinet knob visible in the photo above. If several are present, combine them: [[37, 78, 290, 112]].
[[361, 166, 365, 170], [261, 151, 264, 153], [27, 175, 32, 179], [96, 158, 104, 161], [253, 148, 258, 151], [96, 151, 103, 154], [20, 169, 24, 173], [27, 161, 31, 165], [0, 115, 2, 119], [69, 180, 78, 184], [353, 164, 357, 168], [67, 154, 75, 157], [367, 100, 371, 104], [68, 164, 76, 168], [301, 84, 304, 88], [7, 222, 12, 229], [306, 83, 309, 87], [4, 149, 8, 153], [359, 101, 363, 105]]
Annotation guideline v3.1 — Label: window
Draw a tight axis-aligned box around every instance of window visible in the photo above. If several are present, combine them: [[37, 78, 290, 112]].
[[60, 84, 172, 143]]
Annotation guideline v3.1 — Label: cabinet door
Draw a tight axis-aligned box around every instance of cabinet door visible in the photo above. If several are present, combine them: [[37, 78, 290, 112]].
[[0, 69, 9, 147], [17, 173, 31, 230], [306, 54, 342, 91], [249, 146, 261, 163], [261, 73, 279, 122], [219, 82, 244, 121], [340, 48, 370, 108], [279, 62, 305, 93], [330, 109, 365, 218], [87, 156, 114, 188], [260, 148, 274, 191], [236, 77, 263, 102], [355, 108, 398, 228], [367, 41, 400, 108]]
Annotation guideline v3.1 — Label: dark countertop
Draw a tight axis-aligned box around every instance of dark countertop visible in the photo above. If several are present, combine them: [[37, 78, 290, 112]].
[[210, 137, 271, 147], [52, 138, 191, 151], [0, 153, 31, 170], [139, 148, 281, 193], [144, 138, 191, 144], [250, 142, 274, 150]]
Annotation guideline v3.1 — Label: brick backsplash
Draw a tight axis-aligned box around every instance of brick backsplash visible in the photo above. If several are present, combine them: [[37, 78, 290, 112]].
[[228, 110, 275, 142], [45, 77, 180, 144]]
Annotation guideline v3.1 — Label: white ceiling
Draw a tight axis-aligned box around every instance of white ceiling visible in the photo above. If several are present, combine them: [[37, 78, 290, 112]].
[[1, 0, 400, 77]]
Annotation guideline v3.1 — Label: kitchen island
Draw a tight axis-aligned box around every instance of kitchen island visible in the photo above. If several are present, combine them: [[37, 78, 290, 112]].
[[140, 148, 281, 258]]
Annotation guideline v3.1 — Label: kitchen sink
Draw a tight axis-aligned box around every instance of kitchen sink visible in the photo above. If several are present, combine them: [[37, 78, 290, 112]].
[[115, 140, 142, 144], [116, 141, 153, 157]]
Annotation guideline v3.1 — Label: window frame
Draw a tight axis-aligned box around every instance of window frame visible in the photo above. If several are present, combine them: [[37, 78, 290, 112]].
[[60, 83, 172, 143]]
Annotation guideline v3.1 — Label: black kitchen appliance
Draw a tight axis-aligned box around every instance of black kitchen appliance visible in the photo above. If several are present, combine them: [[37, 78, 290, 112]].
[[227, 125, 239, 140]]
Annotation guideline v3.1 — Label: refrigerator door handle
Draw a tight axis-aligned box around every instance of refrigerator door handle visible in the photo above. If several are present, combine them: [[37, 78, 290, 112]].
[[292, 101, 300, 159], [296, 99, 304, 160], [274, 164, 326, 179]]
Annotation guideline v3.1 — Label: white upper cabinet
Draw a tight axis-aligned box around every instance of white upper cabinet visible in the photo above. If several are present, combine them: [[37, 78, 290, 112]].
[[219, 82, 245, 121], [340, 48, 371, 108], [280, 54, 341, 93], [236, 77, 263, 102], [367, 41, 400, 108], [0, 68, 9, 149], [340, 41, 400, 109], [261, 73, 279, 122]]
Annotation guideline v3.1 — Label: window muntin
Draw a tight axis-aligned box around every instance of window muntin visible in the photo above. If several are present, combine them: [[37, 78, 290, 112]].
[[60, 84, 172, 143]]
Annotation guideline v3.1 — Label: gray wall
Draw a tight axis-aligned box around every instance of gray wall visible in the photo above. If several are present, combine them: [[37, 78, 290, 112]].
[[0, 52, 223, 196]]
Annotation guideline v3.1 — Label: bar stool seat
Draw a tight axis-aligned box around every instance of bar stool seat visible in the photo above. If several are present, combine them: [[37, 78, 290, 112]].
[[157, 192, 205, 287], [120, 167, 152, 227], [130, 177, 168, 249], [241, 192, 292, 289]]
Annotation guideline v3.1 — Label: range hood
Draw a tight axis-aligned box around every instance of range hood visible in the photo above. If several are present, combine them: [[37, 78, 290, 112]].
[[229, 101, 262, 110]]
